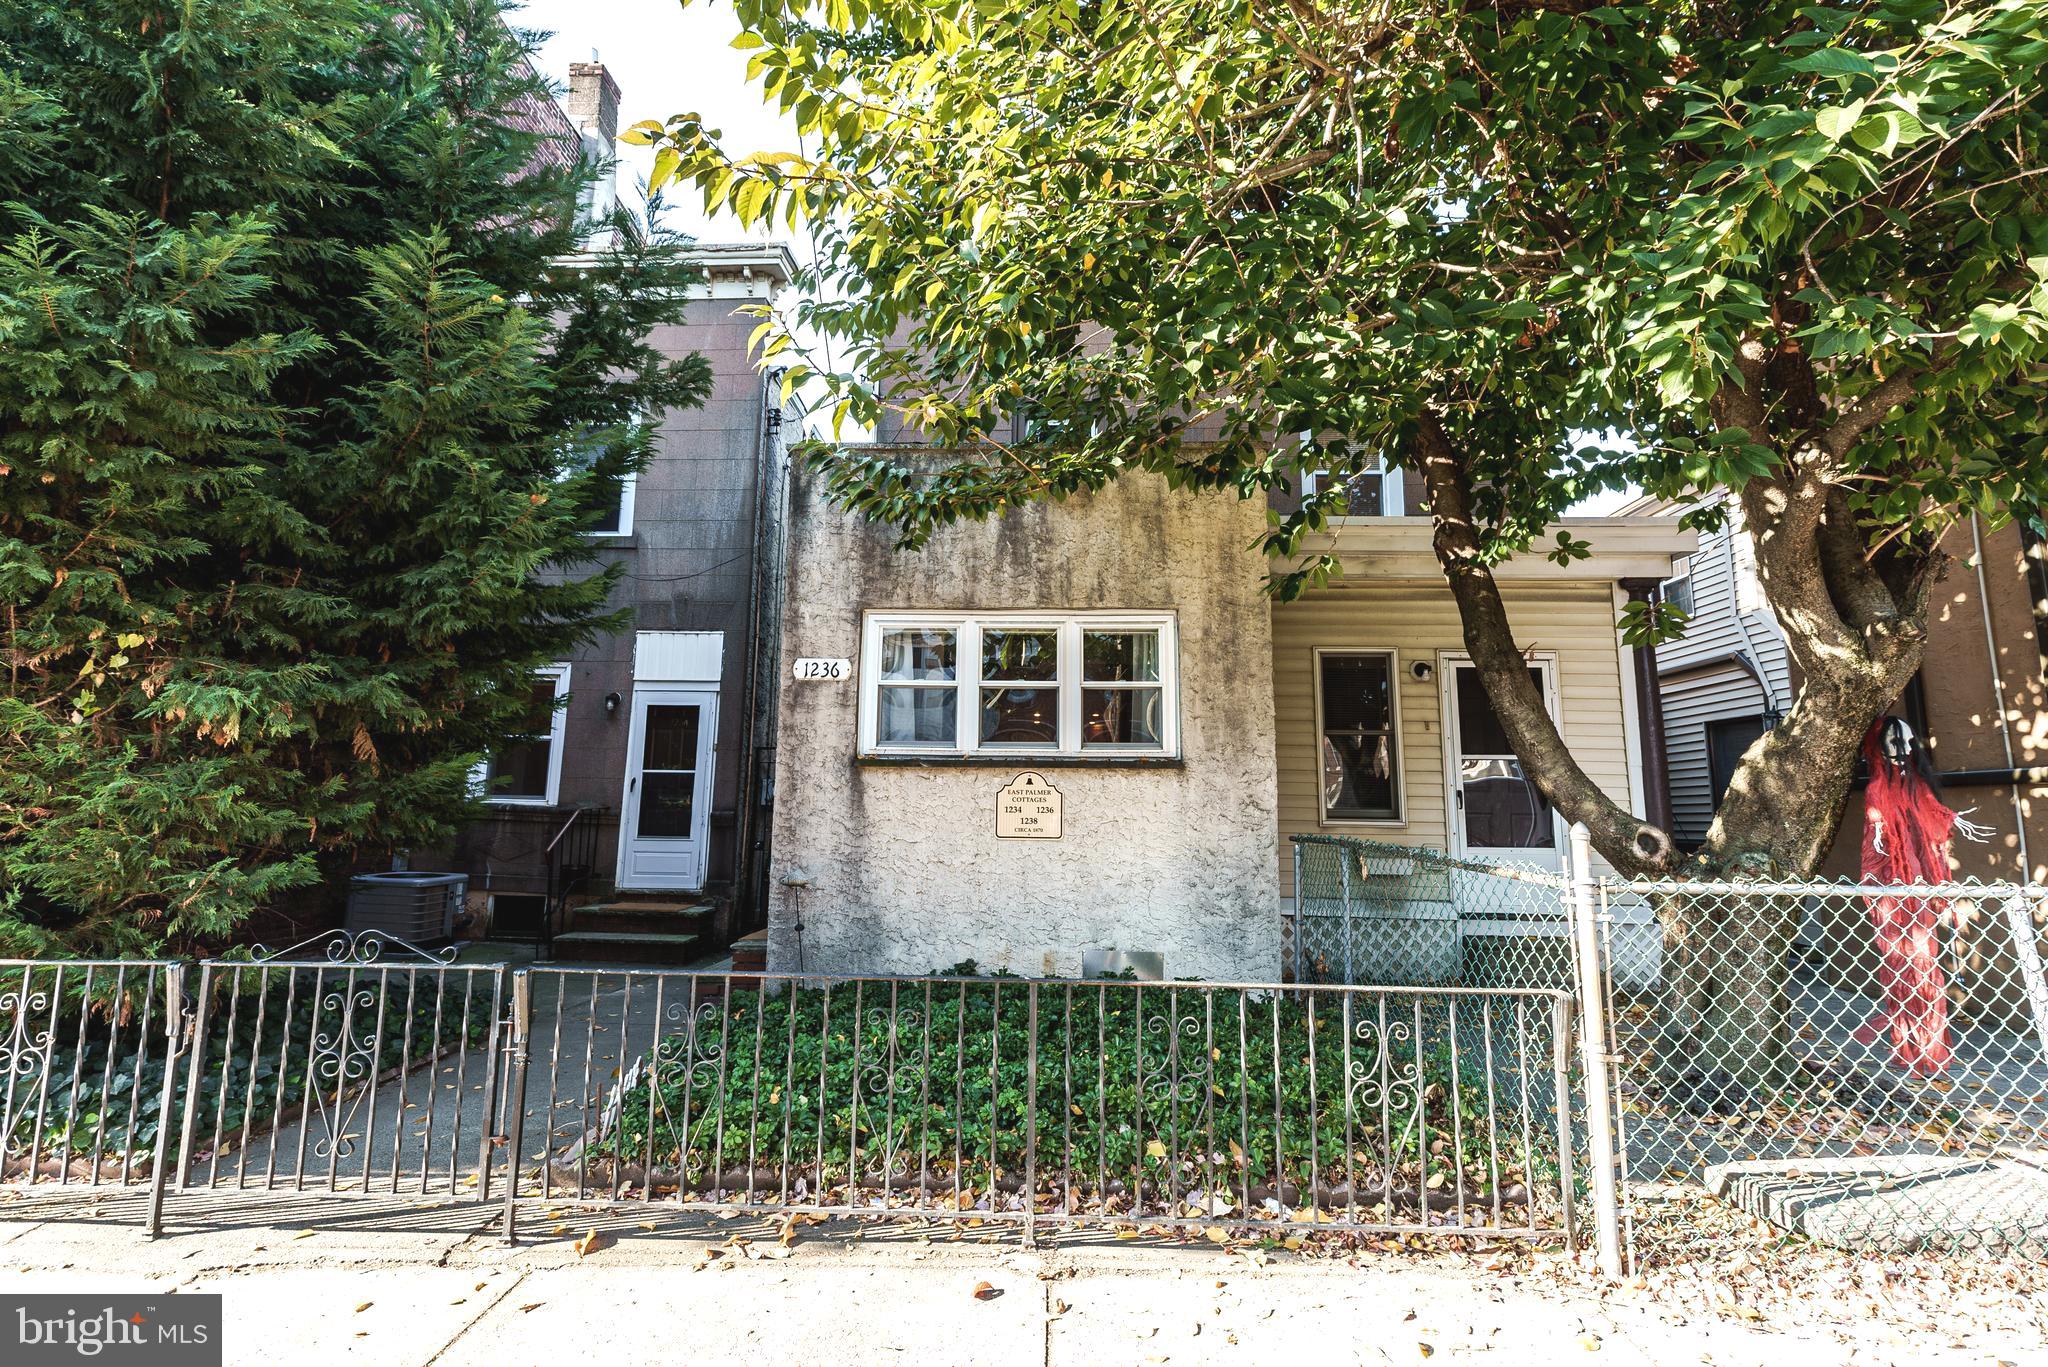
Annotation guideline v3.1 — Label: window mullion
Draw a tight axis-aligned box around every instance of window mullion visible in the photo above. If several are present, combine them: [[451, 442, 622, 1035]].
[[1060, 619, 1079, 753], [961, 619, 979, 755]]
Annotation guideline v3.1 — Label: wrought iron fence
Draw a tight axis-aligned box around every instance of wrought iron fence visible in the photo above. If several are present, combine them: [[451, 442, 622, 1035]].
[[1, 960, 183, 1199], [497, 968, 1583, 1248], [1595, 873, 2048, 1258]]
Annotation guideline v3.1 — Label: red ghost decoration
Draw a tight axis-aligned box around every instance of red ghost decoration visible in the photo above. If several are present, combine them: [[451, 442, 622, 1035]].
[[1855, 720, 1959, 1076]]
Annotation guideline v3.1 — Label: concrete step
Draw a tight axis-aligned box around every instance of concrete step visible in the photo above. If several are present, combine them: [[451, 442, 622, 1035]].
[[548, 929, 703, 966], [571, 901, 711, 935]]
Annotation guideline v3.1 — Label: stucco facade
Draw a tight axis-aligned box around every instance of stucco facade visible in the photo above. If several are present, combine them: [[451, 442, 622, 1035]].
[[766, 464, 1282, 981]]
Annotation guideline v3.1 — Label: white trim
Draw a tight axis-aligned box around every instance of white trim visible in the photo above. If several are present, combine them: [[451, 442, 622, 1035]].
[[1438, 651, 1564, 863], [856, 611, 1180, 758], [481, 663, 571, 807], [1311, 646, 1406, 827]]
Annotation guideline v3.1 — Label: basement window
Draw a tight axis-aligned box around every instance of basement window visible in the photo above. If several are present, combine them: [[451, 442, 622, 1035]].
[[860, 612, 1179, 758]]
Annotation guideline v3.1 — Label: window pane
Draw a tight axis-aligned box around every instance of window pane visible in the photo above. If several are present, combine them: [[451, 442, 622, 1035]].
[[1319, 654, 1392, 734], [515, 678, 559, 737], [563, 432, 629, 534], [487, 738, 552, 799], [637, 771, 696, 838], [1461, 758, 1555, 849], [981, 629, 1057, 681], [880, 629, 956, 681], [1083, 686, 1162, 746], [1322, 734, 1397, 819], [586, 476, 628, 534], [878, 685, 956, 745], [641, 704, 700, 772], [1083, 631, 1160, 682], [1310, 466, 1384, 514], [980, 686, 1058, 745]]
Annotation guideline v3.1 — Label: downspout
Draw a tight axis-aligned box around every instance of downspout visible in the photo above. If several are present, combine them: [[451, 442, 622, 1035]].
[[1970, 514, 2031, 879], [733, 366, 780, 927], [1723, 513, 1782, 718]]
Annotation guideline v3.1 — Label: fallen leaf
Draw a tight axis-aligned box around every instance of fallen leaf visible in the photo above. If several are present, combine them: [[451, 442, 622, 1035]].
[[973, 1281, 1002, 1301], [291, 1230, 316, 1241], [354, 1302, 373, 1314], [573, 1229, 612, 1258], [518, 1303, 544, 1314]]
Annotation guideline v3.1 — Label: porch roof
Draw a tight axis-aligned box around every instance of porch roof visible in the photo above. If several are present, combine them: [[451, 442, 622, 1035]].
[[1281, 515, 1696, 583]]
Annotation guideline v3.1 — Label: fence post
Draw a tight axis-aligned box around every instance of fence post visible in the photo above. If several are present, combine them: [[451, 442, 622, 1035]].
[[143, 963, 186, 1238], [171, 965, 212, 1202], [501, 970, 532, 1246], [2005, 892, 2048, 1065], [1023, 982, 1039, 1249], [1567, 823, 1625, 1278]]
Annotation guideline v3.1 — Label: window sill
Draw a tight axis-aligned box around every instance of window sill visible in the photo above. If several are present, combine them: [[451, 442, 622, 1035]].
[[856, 753, 1185, 770], [582, 532, 637, 550], [1319, 816, 1408, 830]]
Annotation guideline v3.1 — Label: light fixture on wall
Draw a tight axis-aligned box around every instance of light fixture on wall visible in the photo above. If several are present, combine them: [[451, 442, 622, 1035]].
[[1410, 660, 1434, 683], [604, 691, 621, 717]]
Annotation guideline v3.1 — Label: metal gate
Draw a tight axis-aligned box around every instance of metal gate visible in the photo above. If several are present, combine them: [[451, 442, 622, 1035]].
[[171, 940, 508, 1201]]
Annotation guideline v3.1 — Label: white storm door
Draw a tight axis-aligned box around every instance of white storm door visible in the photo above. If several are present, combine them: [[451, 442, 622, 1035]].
[[1443, 656, 1564, 870], [616, 687, 717, 890]]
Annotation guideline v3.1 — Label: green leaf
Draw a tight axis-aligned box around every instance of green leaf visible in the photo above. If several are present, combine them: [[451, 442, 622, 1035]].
[[1787, 49, 1877, 78]]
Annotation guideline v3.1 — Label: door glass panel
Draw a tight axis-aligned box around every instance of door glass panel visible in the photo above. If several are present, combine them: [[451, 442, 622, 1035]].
[[1461, 758, 1555, 849], [1455, 666, 1554, 849], [642, 705, 701, 773], [637, 771, 696, 839]]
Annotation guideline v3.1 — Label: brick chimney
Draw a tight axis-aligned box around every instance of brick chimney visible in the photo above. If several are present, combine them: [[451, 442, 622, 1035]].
[[566, 59, 621, 147]]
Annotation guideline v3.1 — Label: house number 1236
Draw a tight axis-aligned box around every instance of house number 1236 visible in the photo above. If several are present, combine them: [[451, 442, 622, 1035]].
[[792, 658, 852, 682]]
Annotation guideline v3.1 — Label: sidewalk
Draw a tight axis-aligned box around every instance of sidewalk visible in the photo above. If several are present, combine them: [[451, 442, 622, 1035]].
[[1, 1189, 2041, 1367]]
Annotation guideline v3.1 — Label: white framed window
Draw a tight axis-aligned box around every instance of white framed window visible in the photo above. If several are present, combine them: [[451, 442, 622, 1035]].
[[1660, 554, 1695, 615], [1314, 649, 1403, 823], [858, 612, 1179, 758], [560, 428, 638, 537], [1302, 453, 1404, 516], [481, 664, 571, 805]]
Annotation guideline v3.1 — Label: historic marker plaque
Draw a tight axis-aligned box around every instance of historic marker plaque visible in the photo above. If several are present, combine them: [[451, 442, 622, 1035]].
[[995, 772, 1063, 839]]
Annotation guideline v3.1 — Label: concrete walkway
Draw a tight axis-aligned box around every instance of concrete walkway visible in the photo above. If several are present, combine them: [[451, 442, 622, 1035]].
[[1, 1189, 2042, 1367]]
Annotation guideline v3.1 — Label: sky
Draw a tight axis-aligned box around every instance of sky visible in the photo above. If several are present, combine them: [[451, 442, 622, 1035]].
[[514, 0, 804, 250]]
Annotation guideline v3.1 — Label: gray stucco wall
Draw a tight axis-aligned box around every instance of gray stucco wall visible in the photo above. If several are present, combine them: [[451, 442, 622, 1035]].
[[767, 465, 1281, 981]]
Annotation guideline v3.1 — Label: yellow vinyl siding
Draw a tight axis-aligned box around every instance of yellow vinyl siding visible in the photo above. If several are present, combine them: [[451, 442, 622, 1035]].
[[1271, 582, 1636, 897]]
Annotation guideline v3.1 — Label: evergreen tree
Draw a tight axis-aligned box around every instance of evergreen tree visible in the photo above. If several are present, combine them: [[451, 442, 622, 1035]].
[[0, 0, 710, 956]]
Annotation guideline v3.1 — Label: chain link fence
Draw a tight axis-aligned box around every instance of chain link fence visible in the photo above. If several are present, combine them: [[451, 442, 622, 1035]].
[[1289, 835, 1580, 990], [1290, 832, 2048, 1264], [1598, 875, 2048, 1258]]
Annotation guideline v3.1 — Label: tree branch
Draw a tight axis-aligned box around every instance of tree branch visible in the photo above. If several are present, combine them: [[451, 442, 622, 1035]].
[[1414, 409, 1677, 874]]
